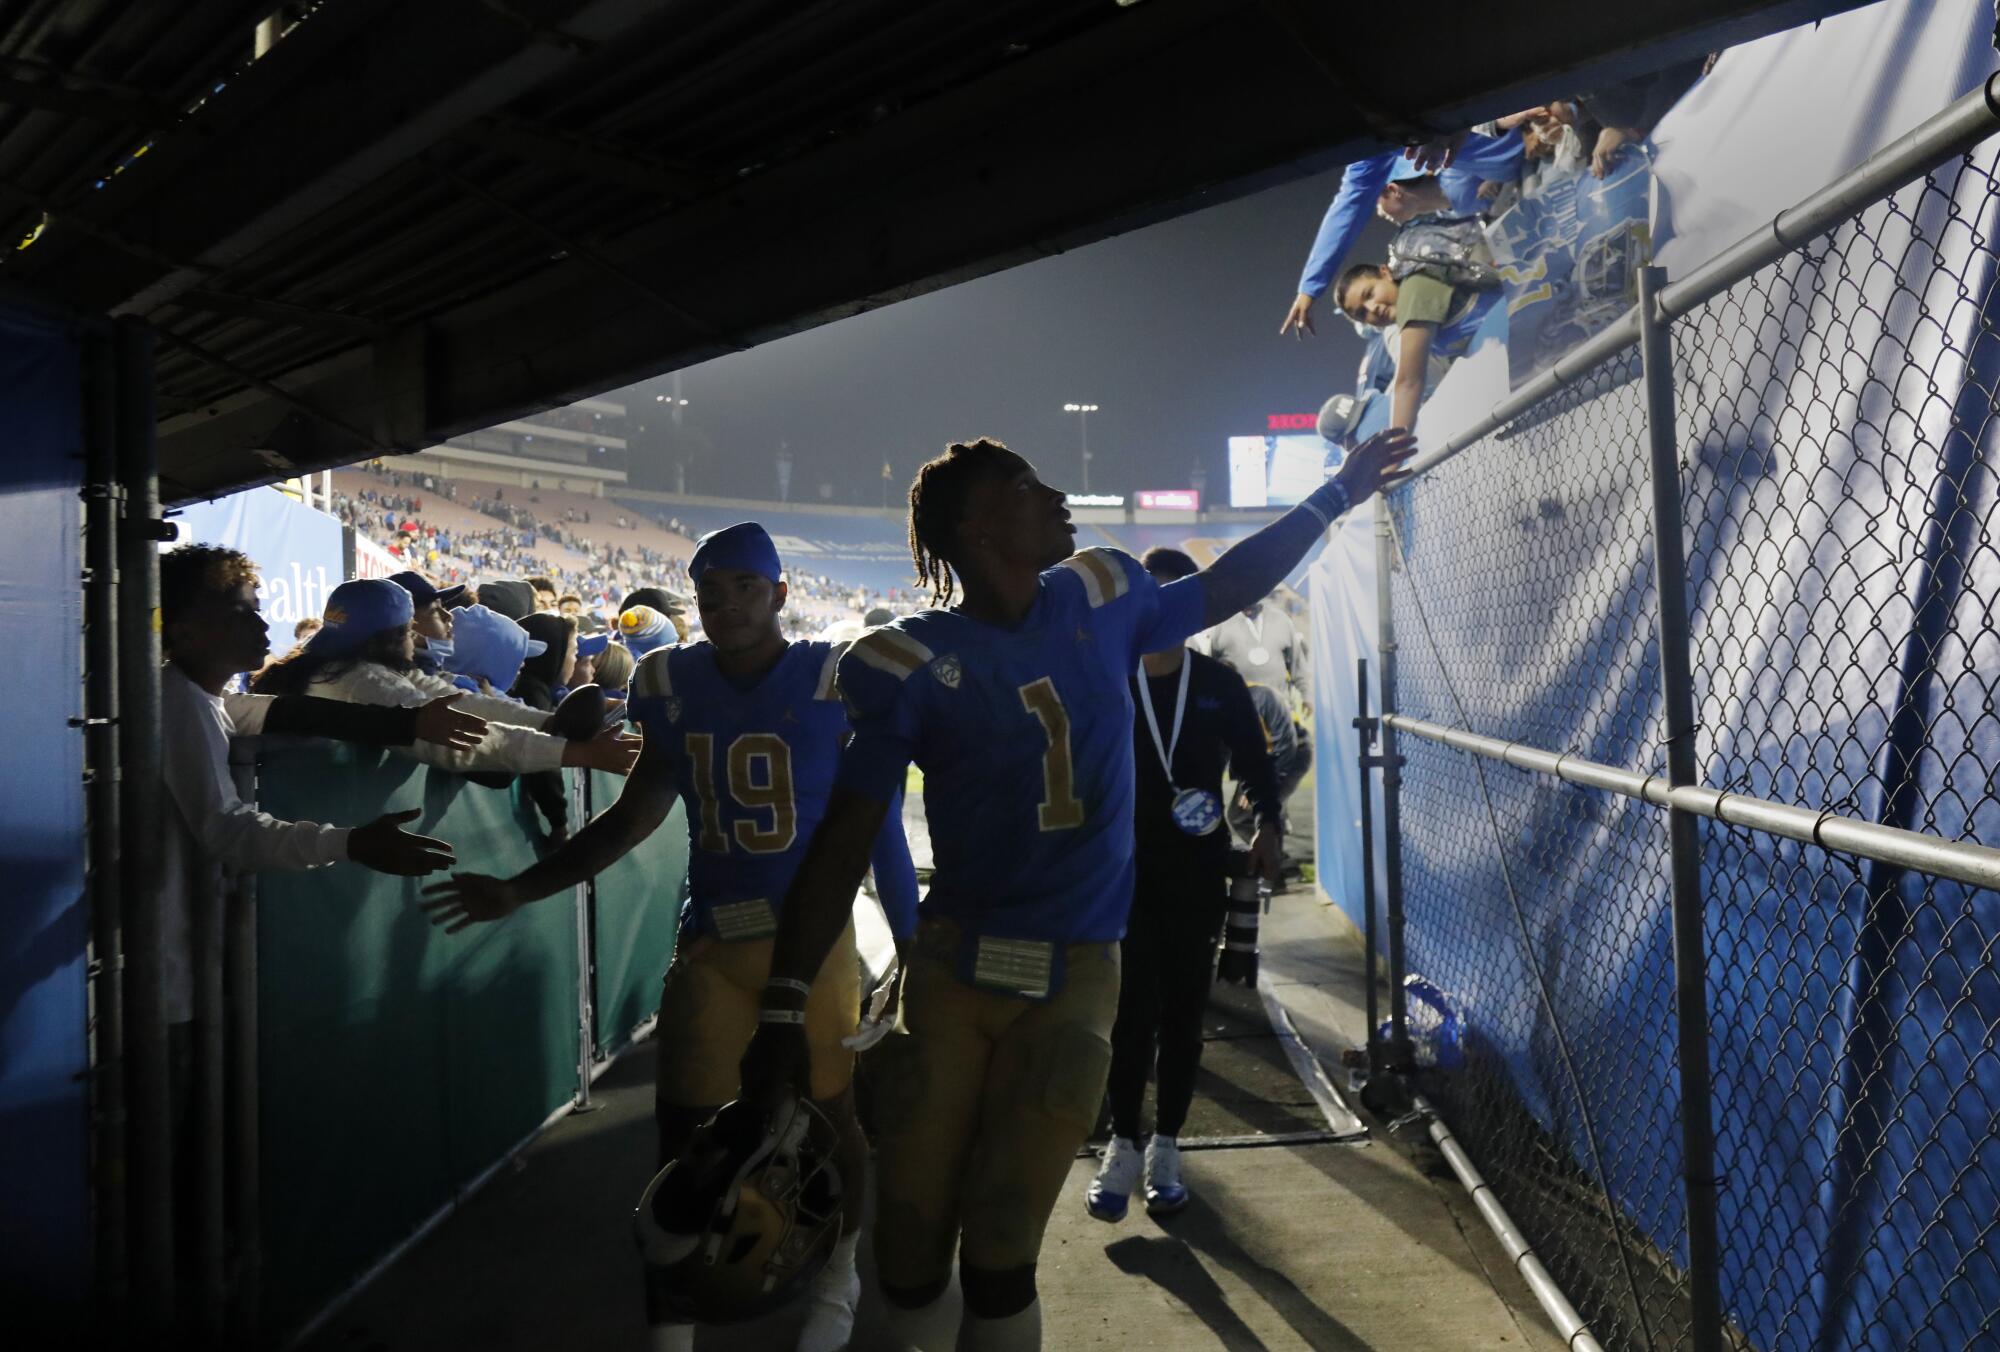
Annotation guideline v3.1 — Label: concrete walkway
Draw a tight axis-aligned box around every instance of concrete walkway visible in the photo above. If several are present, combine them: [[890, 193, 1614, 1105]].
[[299, 889, 1561, 1351]]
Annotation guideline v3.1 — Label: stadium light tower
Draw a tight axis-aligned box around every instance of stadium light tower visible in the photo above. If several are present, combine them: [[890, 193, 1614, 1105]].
[[1062, 402, 1099, 493]]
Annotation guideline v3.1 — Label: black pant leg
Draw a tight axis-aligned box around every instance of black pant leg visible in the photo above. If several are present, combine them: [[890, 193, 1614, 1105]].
[[1151, 873, 1228, 1139], [1106, 900, 1165, 1142]]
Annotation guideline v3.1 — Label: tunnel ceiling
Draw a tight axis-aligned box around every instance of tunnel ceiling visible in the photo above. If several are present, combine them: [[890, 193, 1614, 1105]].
[[0, 0, 1863, 502]]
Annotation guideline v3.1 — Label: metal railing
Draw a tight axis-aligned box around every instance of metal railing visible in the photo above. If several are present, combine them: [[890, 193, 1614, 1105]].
[[1359, 76, 2000, 1351]]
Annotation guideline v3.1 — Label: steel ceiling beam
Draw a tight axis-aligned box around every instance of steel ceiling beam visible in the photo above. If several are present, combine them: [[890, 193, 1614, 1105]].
[[129, 0, 1872, 501], [10, 0, 688, 317]]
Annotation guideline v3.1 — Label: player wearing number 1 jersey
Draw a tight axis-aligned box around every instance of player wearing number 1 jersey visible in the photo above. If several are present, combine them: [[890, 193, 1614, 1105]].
[[741, 432, 1416, 1352], [421, 522, 917, 1352]]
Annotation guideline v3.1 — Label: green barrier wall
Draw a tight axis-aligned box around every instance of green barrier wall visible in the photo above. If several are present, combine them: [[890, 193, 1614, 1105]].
[[252, 746, 692, 1335], [584, 769, 685, 1056]]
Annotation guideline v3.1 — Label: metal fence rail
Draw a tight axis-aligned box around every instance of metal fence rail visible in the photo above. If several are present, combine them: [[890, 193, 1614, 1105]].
[[1362, 79, 2000, 1352]]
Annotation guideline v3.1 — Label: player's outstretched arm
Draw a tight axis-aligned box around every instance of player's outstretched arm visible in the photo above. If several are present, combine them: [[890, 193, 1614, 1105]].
[[420, 724, 677, 933], [1195, 428, 1417, 627], [739, 788, 891, 1109]]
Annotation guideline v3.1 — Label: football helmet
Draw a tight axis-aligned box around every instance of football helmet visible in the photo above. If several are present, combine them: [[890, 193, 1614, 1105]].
[[634, 1096, 845, 1325]]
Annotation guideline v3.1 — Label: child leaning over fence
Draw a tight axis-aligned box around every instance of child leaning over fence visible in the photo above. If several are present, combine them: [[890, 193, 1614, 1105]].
[[1337, 172, 1505, 434]]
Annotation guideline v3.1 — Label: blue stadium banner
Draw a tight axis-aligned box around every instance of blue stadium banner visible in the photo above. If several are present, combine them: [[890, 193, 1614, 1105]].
[[173, 486, 345, 627], [1489, 149, 1653, 389]]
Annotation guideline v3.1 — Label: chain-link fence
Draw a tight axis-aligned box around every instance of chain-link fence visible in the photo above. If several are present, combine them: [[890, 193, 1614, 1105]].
[[1370, 90, 2000, 1352]]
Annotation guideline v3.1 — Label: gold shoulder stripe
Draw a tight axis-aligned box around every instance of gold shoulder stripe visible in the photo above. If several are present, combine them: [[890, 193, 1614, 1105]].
[[1061, 548, 1126, 608], [632, 648, 674, 699], [848, 628, 934, 681], [814, 645, 843, 700]]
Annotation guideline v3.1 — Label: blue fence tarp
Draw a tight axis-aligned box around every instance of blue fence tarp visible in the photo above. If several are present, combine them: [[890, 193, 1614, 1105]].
[[0, 304, 89, 1305], [1315, 4, 2000, 1345]]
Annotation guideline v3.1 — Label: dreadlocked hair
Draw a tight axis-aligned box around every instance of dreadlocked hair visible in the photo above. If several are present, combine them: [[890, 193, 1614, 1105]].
[[908, 437, 1016, 606]]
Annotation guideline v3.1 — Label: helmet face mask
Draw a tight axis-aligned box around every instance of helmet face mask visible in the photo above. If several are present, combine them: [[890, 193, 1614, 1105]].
[[635, 1097, 845, 1325]]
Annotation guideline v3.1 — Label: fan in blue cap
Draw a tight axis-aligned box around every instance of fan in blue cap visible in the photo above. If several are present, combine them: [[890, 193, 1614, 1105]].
[[387, 570, 468, 675], [444, 604, 548, 695], [305, 579, 414, 657]]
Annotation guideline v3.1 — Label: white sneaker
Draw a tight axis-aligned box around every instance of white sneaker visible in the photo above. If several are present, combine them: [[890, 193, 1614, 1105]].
[[1144, 1135, 1190, 1215], [795, 1261, 860, 1352], [1086, 1135, 1142, 1222]]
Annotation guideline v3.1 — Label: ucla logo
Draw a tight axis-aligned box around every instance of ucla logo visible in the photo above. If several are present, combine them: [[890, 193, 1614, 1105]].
[[663, 696, 683, 723], [931, 653, 962, 690]]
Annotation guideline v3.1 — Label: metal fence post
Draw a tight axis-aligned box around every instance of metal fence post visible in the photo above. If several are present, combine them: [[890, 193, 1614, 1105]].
[[80, 326, 129, 1312], [225, 751, 263, 1345], [113, 317, 175, 1330], [1374, 495, 1411, 1067], [1354, 659, 1381, 1071], [571, 768, 598, 1111], [1636, 264, 1723, 1349]]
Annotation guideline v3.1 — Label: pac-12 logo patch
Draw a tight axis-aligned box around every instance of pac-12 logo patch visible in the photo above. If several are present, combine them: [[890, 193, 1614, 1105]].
[[931, 653, 962, 689], [663, 696, 684, 722]]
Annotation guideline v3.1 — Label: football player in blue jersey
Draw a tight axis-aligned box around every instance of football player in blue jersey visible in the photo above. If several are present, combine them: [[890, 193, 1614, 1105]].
[[740, 430, 1415, 1351], [421, 522, 919, 1352]]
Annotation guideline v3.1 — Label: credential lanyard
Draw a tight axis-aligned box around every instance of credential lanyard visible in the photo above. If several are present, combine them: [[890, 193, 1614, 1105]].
[[1136, 655, 1193, 789]]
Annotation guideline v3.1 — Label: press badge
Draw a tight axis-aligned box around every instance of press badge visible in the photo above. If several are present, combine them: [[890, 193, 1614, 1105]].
[[709, 898, 779, 942], [965, 935, 1059, 1000], [1170, 786, 1224, 836]]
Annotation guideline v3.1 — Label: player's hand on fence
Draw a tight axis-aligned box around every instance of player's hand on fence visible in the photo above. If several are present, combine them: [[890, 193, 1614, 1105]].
[[1334, 427, 1419, 503], [1216, 944, 1259, 987], [419, 873, 525, 932], [1280, 292, 1317, 340], [413, 693, 488, 752], [348, 808, 457, 877], [1249, 821, 1284, 885], [566, 726, 642, 775]]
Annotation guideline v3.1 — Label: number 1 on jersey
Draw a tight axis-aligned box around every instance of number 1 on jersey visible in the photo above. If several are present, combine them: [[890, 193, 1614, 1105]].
[[1018, 676, 1086, 830]]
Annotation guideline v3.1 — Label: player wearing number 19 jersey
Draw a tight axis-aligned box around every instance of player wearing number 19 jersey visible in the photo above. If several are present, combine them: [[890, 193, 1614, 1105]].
[[742, 432, 1414, 1352], [421, 522, 917, 1352]]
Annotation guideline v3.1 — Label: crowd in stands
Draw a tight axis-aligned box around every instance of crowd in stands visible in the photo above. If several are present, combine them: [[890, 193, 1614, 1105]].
[[333, 464, 913, 639]]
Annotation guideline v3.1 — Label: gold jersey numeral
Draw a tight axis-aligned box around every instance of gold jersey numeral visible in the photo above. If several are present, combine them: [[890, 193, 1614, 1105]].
[[1018, 676, 1086, 830], [728, 733, 798, 854], [685, 731, 799, 855]]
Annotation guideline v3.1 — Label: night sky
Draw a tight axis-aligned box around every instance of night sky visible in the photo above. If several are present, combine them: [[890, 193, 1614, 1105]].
[[614, 172, 1392, 506]]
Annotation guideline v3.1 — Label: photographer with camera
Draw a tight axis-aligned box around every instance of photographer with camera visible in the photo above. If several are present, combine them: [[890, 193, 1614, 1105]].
[[1086, 547, 1286, 1223]]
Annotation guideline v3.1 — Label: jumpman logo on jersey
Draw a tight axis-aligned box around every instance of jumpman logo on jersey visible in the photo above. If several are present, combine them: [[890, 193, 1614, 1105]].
[[1074, 625, 1093, 645], [780, 706, 799, 724]]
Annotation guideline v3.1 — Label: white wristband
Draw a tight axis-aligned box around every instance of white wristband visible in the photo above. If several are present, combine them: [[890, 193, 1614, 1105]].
[[758, 1008, 807, 1026], [765, 976, 812, 998]]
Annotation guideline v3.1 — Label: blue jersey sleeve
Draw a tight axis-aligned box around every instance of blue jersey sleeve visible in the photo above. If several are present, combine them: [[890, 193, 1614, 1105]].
[[833, 629, 927, 803], [1441, 129, 1524, 206], [1055, 547, 1209, 662], [1111, 550, 1208, 656], [625, 647, 685, 760], [869, 794, 919, 943], [1298, 151, 1396, 297]]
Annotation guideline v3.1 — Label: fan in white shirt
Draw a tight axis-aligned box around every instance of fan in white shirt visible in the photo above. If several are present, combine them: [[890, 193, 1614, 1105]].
[[156, 546, 467, 1024]]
